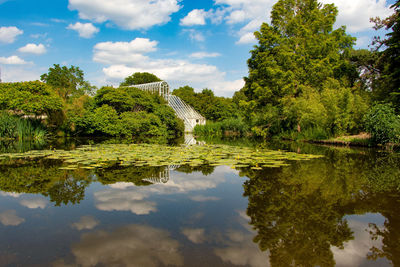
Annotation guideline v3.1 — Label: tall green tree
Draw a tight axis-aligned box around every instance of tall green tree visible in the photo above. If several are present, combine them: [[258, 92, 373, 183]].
[[371, 0, 400, 108], [40, 64, 94, 101], [238, 0, 366, 137], [242, 0, 355, 106], [120, 72, 161, 86]]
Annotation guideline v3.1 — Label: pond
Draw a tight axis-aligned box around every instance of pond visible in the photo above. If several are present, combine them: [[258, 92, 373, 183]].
[[0, 139, 399, 266]]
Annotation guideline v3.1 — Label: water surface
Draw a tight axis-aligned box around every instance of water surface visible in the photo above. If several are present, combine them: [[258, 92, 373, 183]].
[[0, 141, 399, 266]]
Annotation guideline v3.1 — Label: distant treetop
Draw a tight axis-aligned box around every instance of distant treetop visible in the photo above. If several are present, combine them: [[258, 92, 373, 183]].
[[120, 72, 162, 87]]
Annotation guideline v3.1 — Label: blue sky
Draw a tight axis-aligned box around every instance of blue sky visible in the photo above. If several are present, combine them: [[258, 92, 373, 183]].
[[0, 0, 396, 96]]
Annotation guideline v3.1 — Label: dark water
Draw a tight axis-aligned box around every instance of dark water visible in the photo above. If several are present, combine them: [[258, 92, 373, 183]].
[[0, 140, 399, 266]]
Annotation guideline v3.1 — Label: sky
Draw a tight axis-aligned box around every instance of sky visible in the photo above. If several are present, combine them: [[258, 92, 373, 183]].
[[0, 0, 396, 96]]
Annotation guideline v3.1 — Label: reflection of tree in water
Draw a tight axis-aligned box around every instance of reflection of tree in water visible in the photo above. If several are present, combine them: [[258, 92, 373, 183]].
[[367, 193, 400, 266], [241, 149, 400, 267], [0, 160, 92, 206], [174, 165, 216, 176]]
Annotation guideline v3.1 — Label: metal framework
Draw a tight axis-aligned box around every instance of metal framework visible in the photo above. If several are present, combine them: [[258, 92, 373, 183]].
[[131, 81, 206, 132], [130, 81, 170, 100]]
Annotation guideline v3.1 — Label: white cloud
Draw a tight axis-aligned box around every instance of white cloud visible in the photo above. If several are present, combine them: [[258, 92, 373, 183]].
[[20, 197, 47, 209], [0, 66, 41, 82], [189, 52, 221, 59], [182, 228, 206, 244], [212, 0, 393, 44], [55, 224, 183, 267], [93, 38, 158, 64], [18, 43, 47, 55], [213, 210, 269, 267], [332, 218, 386, 266], [0, 210, 25, 226], [0, 192, 22, 198], [0, 55, 29, 65], [320, 0, 393, 33], [68, 0, 181, 30], [71, 216, 99, 231], [184, 29, 205, 42], [0, 26, 23, 44], [95, 188, 157, 215], [180, 9, 207, 26], [67, 22, 99, 38], [94, 38, 243, 96]]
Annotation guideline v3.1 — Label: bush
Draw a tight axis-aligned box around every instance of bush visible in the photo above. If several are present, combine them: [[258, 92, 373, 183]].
[[0, 111, 47, 140], [194, 118, 249, 136], [364, 103, 400, 144]]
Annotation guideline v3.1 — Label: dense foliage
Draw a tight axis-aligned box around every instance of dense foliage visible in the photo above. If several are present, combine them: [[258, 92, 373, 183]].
[[364, 103, 400, 144], [235, 0, 368, 139], [370, 1, 400, 108], [0, 81, 63, 116], [172, 86, 237, 121], [66, 86, 184, 141]]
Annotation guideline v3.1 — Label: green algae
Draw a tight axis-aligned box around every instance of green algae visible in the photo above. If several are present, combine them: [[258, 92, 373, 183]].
[[0, 144, 323, 170]]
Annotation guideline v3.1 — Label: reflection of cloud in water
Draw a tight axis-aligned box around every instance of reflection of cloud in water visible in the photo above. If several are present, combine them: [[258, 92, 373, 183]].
[[71, 216, 99, 231], [189, 195, 220, 202], [94, 189, 156, 215], [0, 192, 22, 198], [94, 166, 231, 215], [0, 210, 25, 226], [214, 210, 269, 267], [332, 218, 386, 267], [20, 197, 47, 209], [56, 224, 183, 267], [182, 228, 206, 244]]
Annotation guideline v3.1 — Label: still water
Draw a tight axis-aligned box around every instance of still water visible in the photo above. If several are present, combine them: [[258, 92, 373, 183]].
[[0, 140, 399, 266]]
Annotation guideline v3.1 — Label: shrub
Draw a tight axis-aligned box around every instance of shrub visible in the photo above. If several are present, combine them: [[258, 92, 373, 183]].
[[363, 103, 400, 144]]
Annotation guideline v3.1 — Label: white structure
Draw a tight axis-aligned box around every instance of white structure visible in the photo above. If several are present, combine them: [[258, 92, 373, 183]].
[[129, 81, 206, 132]]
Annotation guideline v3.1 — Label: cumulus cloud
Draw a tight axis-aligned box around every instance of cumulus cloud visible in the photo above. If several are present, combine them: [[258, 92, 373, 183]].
[[94, 188, 157, 215], [210, 0, 393, 44], [0, 55, 29, 65], [93, 38, 158, 64], [180, 9, 207, 26], [55, 224, 183, 267], [0, 66, 41, 82], [68, 0, 181, 30], [0, 210, 25, 226], [182, 228, 206, 244], [213, 210, 269, 267], [67, 22, 99, 38], [71, 216, 99, 231], [20, 197, 47, 209], [332, 219, 384, 266], [93, 38, 242, 96], [0, 26, 23, 44], [189, 52, 221, 59], [320, 0, 393, 33], [18, 43, 47, 54]]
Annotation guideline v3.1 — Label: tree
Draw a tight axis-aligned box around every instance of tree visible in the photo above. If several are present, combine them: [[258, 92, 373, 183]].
[[371, 1, 400, 108], [40, 64, 94, 101], [243, 0, 354, 106], [120, 72, 161, 86], [238, 0, 365, 137], [172, 86, 237, 121]]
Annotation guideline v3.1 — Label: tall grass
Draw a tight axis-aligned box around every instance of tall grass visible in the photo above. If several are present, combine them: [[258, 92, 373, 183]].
[[194, 118, 249, 136], [0, 111, 47, 140], [280, 126, 330, 141]]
